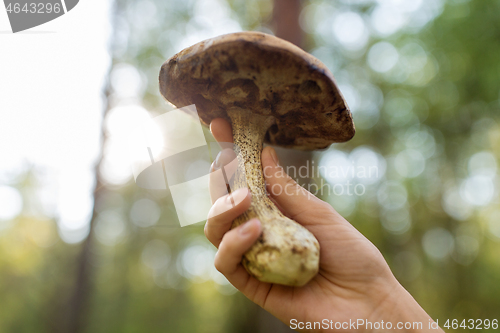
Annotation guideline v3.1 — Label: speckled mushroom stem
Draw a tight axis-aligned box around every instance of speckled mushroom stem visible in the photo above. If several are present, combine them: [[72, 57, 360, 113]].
[[227, 108, 275, 214], [227, 108, 320, 287]]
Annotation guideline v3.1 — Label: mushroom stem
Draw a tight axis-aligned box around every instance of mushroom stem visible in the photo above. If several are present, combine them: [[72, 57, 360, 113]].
[[227, 108, 275, 209], [227, 108, 320, 287]]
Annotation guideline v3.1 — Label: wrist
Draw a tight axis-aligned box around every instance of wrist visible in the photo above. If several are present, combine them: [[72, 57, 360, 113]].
[[367, 280, 442, 333]]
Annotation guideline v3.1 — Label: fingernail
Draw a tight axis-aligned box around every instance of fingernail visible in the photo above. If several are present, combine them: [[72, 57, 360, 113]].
[[227, 188, 249, 206], [239, 219, 257, 236], [269, 148, 279, 166], [214, 151, 223, 170], [214, 148, 236, 170]]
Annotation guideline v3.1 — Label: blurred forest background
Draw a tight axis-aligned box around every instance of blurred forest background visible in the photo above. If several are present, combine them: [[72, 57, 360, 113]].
[[1, 0, 500, 332]]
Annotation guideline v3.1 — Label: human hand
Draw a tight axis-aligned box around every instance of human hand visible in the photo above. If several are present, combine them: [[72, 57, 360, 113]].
[[205, 118, 442, 332]]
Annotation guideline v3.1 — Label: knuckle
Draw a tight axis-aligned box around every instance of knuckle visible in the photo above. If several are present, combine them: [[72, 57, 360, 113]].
[[214, 194, 227, 207], [284, 175, 297, 187], [217, 232, 235, 254], [317, 199, 333, 211], [204, 223, 209, 238], [207, 197, 228, 222], [213, 251, 224, 273], [218, 233, 230, 251], [315, 200, 341, 220], [283, 177, 299, 194]]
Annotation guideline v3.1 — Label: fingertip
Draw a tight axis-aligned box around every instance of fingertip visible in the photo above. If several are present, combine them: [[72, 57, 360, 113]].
[[261, 146, 277, 166], [209, 118, 223, 134], [215, 148, 237, 170], [210, 118, 234, 143], [208, 189, 251, 222], [231, 187, 251, 206], [237, 218, 261, 240], [249, 218, 262, 231]]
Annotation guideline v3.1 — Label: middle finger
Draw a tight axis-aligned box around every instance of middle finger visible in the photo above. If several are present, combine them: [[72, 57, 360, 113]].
[[205, 188, 251, 247]]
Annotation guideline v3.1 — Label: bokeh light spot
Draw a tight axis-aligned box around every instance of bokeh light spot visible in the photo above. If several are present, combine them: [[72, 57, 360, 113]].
[[368, 42, 399, 73], [422, 228, 454, 260], [130, 198, 161, 227], [0, 186, 23, 221]]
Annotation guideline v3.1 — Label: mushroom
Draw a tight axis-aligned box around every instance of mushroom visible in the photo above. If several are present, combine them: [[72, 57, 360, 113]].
[[159, 32, 355, 286]]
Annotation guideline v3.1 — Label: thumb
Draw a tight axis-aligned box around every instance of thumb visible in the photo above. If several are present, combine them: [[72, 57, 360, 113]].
[[262, 146, 330, 222]]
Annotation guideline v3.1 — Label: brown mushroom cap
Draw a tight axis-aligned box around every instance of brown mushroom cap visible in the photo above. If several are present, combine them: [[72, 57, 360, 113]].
[[159, 31, 355, 150]]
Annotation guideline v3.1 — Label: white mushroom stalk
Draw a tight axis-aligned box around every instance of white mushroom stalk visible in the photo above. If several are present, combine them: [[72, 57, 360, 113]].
[[227, 108, 319, 286]]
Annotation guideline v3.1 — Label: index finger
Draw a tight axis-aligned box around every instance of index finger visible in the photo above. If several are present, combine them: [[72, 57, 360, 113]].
[[210, 118, 233, 144], [209, 148, 238, 204], [209, 118, 237, 204]]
